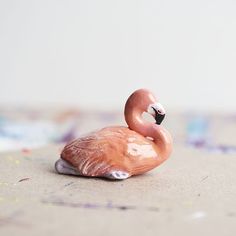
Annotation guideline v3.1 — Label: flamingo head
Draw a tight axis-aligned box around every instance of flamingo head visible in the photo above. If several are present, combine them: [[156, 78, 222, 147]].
[[125, 88, 166, 128], [147, 102, 166, 125]]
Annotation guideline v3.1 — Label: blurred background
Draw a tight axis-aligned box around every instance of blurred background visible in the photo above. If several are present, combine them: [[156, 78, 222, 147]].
[[1, 3, 236, 235], [1, 0, 236, 111], [0, 0, 235, 152]]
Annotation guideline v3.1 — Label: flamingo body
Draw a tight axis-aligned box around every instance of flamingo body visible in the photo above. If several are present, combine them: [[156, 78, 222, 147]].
[[58, 126, 164, 179]]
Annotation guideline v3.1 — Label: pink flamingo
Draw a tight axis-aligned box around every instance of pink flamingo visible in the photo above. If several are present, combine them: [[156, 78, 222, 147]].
[[55, 89, 173, 180]]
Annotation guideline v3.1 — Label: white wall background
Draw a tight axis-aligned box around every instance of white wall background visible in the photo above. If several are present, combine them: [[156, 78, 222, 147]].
[[0, 0, 236, 111]]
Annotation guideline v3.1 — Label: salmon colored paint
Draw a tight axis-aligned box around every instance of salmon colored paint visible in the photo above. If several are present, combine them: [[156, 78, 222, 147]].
[[55, 89, 173, 180]]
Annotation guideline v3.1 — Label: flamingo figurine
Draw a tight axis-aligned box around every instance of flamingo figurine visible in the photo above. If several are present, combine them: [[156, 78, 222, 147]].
[[55, 89, 173, 180]]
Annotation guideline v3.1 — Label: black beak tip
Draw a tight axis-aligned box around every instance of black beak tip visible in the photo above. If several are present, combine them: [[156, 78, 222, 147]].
[[155, 113, 165, 125]]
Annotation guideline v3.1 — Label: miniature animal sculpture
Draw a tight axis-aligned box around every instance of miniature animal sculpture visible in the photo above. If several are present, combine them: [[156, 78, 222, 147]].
[[55, 89, 173, 180]]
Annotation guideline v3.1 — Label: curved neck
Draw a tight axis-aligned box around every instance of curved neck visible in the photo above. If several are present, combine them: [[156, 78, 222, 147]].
[[125, 104, 172, 157], [149, 124, 173, 157]]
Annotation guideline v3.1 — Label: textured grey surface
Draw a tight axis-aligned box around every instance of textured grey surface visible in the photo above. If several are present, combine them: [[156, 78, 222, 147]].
[[0, 142, 236, 236]]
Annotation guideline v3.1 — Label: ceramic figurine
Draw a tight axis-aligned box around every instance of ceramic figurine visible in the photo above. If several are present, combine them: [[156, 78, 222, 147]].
[[55, 89, 173, 180]]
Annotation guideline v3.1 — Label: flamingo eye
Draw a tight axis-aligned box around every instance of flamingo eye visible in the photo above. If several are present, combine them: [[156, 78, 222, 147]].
[[151, 107, 162, 115]]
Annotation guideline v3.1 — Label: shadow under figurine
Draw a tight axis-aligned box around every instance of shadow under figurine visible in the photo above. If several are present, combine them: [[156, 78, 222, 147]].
[[55, 89, 173, 180]]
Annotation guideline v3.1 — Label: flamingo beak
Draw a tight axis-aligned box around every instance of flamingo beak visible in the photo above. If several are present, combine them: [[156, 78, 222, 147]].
[[150, 103, 166, 125], [155, 111, 165, 125]]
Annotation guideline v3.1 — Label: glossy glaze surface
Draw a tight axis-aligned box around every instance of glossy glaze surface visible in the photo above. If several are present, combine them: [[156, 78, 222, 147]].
[[55, 89, 173, 179]]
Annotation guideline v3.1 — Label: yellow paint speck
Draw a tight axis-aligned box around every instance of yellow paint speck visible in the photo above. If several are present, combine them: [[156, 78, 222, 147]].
[[15, 160, 20, 165], [14, 198, 20, 203], [0, 197, 5, 202]]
